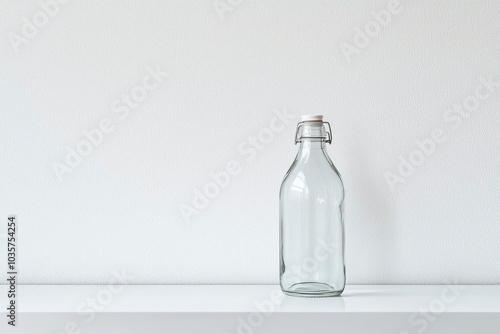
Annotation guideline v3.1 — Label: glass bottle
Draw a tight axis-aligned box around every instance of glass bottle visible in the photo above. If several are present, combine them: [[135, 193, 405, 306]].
[[279, 115, 345, 297]]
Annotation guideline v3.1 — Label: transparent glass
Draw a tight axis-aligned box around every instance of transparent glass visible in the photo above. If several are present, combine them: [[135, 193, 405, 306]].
[[279, 121, 345, 297]]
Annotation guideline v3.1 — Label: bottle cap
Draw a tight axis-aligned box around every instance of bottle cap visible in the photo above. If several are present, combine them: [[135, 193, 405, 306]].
[[301, 115, 323, 122]]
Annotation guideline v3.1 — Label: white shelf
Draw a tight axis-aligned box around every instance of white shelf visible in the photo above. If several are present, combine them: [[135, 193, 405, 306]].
[[3, 285, 500, 333]]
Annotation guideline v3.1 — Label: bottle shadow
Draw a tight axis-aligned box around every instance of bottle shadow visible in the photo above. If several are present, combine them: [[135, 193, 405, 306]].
[[342, 141, 397, 281], [341, 289, 399, 297], [278, 294, 346, 311]]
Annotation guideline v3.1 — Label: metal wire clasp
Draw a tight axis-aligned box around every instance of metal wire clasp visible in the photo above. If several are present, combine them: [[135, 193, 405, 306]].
[[294, 121, 332, 145]]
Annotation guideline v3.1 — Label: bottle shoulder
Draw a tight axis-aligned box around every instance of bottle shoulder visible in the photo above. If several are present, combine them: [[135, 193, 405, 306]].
[[280, 154, 345, 198]]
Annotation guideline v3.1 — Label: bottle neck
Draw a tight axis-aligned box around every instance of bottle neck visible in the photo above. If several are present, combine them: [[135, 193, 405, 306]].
[[296, 122, 329, 145], [299, 140, 326, 149], [296, 122, 329, 158]]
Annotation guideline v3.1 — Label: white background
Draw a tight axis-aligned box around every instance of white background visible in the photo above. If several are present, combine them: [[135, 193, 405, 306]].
[[0, 0, 499, 284]]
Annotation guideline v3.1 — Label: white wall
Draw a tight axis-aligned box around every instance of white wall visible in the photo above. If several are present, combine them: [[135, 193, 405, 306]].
[[0, 0, 499, 284]]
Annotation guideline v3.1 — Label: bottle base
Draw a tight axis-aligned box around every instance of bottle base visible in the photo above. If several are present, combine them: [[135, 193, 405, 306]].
[[281, 282, 343, 298]]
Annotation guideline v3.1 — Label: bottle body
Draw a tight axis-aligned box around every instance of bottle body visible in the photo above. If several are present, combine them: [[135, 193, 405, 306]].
[[279, 118, 345, 297]]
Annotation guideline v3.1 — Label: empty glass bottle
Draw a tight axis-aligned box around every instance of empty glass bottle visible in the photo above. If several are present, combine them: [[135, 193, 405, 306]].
[[279, 115, 345, 297]]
